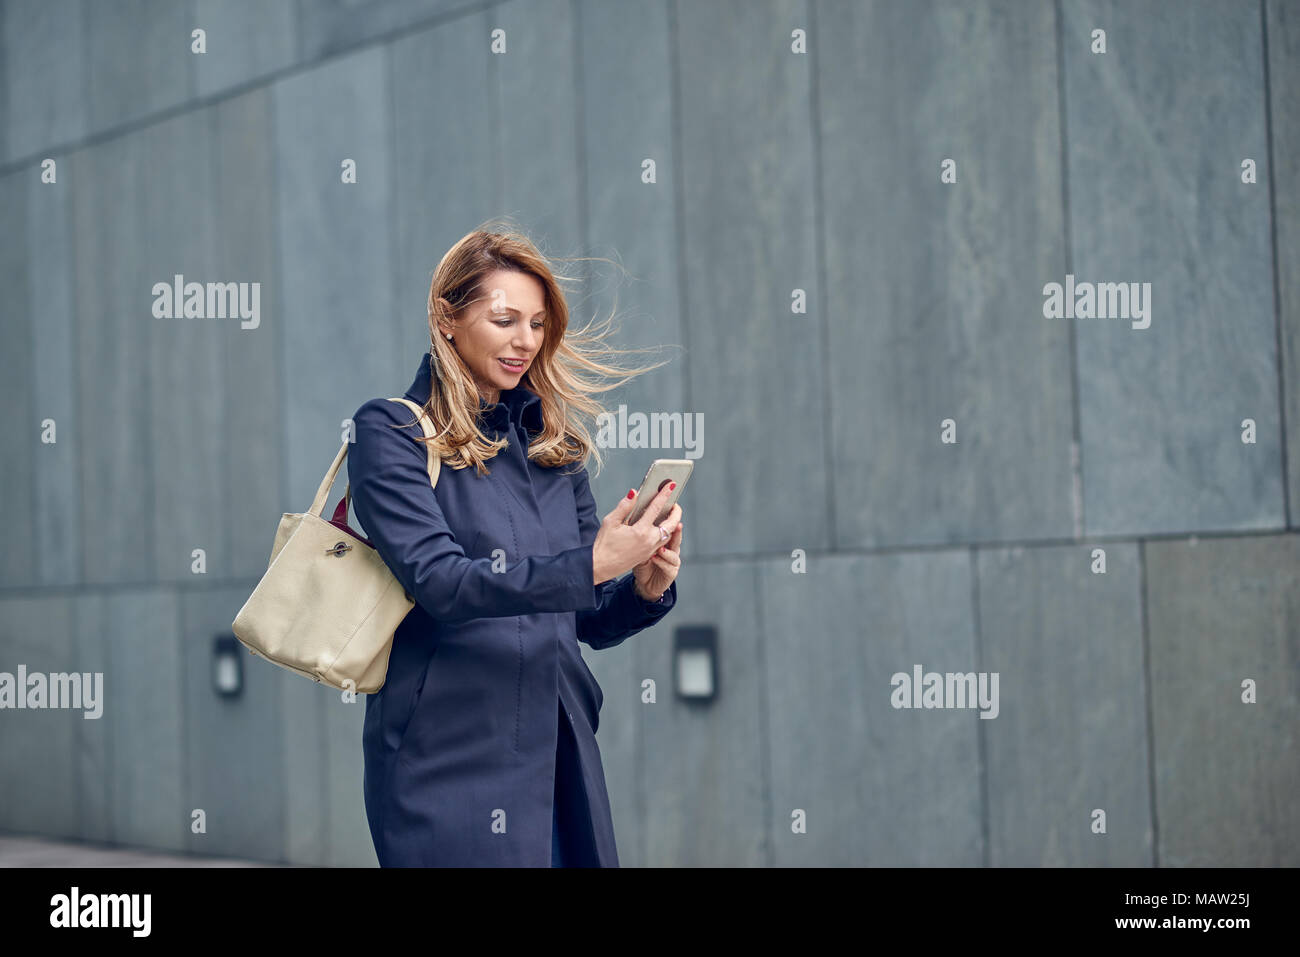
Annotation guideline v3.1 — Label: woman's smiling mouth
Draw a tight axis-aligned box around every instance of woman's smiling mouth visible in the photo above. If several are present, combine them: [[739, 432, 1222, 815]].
[[498, 357, 526, 372]]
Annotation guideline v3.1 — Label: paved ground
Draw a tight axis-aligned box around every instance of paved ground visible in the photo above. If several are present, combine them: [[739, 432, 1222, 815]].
[[0, 833, 288, 867]]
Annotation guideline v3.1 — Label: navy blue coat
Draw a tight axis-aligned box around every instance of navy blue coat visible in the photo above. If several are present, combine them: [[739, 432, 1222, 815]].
[[347, 351, 677, 866]]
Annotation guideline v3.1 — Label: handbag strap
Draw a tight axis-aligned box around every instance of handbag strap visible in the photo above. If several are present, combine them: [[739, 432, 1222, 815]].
[[383, 397, 442, 492], [309, 398, 443, 519], [310, 441, 351, 518]]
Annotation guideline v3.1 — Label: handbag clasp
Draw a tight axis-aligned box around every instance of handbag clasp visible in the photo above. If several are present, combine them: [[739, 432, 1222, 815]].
[[326, 541, 352, 557]]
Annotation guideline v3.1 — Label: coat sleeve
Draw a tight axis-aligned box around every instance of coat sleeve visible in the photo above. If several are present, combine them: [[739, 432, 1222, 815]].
[[347, 398, 601, 625], [570, 464, 676, 651]]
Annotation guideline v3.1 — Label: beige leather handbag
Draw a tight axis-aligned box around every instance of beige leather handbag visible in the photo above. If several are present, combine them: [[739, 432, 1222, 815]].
[[231, 397, 441, 693]]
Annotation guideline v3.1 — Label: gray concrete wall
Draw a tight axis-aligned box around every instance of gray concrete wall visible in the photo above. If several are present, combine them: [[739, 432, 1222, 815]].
[[1, 0, 1296, 866]]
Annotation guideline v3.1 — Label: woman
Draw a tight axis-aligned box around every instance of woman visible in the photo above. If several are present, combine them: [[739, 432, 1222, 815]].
[[348, 224, 684, 867]]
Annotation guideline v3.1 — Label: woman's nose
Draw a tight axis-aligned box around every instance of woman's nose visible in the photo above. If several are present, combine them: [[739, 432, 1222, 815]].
[[517, 328, 541, 352]]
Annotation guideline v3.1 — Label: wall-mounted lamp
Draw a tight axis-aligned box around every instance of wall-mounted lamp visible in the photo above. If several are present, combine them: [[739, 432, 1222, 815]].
[[673, 625, 718, 702], [212, 633, 243, 698]]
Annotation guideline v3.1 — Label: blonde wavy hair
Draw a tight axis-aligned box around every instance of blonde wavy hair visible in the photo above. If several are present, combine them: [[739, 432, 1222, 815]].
[[396, 217, 675, 478]]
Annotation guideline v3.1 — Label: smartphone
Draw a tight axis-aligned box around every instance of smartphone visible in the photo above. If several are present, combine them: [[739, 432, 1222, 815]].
[[624, 459, 694, 526]]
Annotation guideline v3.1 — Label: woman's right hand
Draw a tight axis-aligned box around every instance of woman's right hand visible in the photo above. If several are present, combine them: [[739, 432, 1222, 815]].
[[591, 482, 682, 585]]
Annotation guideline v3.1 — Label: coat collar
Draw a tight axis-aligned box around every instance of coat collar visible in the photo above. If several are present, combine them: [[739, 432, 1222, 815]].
[[403, 351, 544, 435]]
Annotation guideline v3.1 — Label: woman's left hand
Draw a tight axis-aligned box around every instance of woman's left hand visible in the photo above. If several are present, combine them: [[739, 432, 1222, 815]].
[[633, 517, 683, 602]]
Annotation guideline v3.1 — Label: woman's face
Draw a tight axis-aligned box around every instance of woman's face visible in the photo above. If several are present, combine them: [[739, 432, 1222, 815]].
[[435, 269, 546, 406]]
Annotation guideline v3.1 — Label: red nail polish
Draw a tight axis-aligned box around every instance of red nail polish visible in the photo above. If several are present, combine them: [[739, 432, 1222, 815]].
[[669, 482, 676, 490], [627, 489, 635, 499]]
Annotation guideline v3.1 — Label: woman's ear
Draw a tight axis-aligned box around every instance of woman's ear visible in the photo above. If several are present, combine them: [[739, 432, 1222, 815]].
[[430, 298, 454, 341]]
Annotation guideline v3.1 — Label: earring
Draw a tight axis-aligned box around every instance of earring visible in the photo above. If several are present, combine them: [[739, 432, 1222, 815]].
[[445, 334, 453, 341]]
